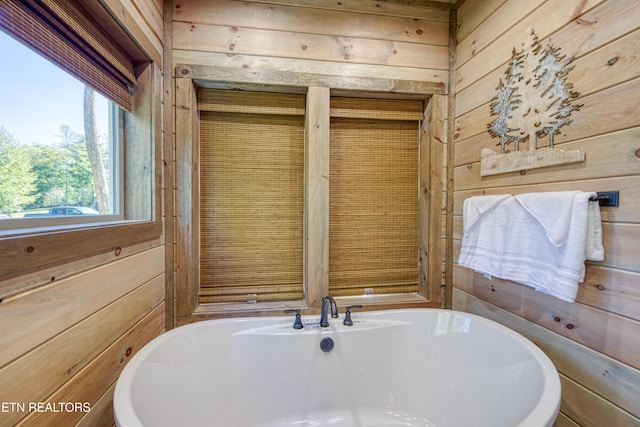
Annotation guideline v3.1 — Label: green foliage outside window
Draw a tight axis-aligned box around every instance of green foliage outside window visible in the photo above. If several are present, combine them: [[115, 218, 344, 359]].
[[0, 122, 106, 216]]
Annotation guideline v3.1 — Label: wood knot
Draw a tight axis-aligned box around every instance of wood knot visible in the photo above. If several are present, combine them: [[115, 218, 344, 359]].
[[607, 57, 619, 66], [575, 18, 594, 25]]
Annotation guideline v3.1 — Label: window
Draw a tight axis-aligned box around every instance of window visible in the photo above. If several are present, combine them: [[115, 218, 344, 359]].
[[175, 71, 443, 320], [0, 30, 123, 228], [329, 97, 423, 297], [0, 0, 160, 283], [198, 89, 305, 304]]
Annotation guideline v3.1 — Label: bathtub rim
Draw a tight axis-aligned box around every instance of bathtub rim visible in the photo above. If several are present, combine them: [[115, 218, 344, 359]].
[[113, 307, 561, 427]]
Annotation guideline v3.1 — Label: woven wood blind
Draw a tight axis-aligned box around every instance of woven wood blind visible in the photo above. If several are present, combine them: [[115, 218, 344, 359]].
[[0, 0, 136, 110], [329, 97, 423, 297], [199, 90, 305, 304]]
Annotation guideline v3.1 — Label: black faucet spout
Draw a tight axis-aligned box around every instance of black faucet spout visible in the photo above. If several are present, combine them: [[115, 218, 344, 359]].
[[320, 296, 338, 327]]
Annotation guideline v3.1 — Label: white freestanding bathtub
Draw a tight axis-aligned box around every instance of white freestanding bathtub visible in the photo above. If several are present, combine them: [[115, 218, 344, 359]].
[[113, 309, 560, 427]]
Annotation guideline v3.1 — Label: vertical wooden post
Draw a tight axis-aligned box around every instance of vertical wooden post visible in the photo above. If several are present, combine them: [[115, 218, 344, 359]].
[[163, 0, 175, 329], [175, 78, 199, 324], [420, 95, 445, 303], [429, 94, 445, 303], [305, 87, 330, 309]]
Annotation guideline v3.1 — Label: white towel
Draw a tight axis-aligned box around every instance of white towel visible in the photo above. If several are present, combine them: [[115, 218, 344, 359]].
[[458, 191, 604, 303], [458, 195, 512, 280]]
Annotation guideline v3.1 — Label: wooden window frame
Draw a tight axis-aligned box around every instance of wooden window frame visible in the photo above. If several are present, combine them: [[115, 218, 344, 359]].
[[175, 66, 445, 324], [0, 14, 162, 296]]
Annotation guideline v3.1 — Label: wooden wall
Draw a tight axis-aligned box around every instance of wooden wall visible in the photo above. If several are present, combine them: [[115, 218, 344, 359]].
[[172, 0, 450, 86], [451, 0, 640, 426], [169, 0, 452, 323], [0, 1, 165, 426]]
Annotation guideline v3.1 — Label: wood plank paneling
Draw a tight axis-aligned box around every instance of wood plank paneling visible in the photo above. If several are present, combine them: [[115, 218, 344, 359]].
[[0, 238, 159, 300], [456, 0, 506, 42], [0, 275, 164, 426], [452, 1, 640, 425], [454, 265, 640, 370], [455, 0, 640, 117], [234, 0, 451, 21], [173, 0, 450, 91], [455, 77, 640, 145], [75, 382, 116, 427], [455, 128, 640, 190], [17, 304, 165, 427], [455, 0, 606, 92], [173, 22, 449, 70], [175, 0, 449, 45], [453, 289, 640, 420], [453, 234, 640, 319], [0, 246, 164, 368], [559, 375, 640, 427]]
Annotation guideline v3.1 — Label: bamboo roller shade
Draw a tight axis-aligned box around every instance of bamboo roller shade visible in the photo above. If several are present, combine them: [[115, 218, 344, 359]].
[[197, 88, 306, 116], [330, 97, 425, 121], [199, 90, 305, 304], [0, 0, 136, 111], [329, 97, 423, 297]]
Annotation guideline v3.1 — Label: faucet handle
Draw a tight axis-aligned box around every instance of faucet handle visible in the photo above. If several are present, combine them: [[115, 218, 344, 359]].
[[343, 305, 363, 326], [284, 309, 304, 329]]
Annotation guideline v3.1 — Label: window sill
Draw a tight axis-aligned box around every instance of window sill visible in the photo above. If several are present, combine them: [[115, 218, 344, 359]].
[[185, 293, 440, 324], [0, 219, 162, 282], [334, 293, 438, 310], [0, 219, 144, 238]]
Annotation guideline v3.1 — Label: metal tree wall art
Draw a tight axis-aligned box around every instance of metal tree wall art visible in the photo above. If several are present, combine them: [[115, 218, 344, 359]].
[[482, 28, 585, 176]]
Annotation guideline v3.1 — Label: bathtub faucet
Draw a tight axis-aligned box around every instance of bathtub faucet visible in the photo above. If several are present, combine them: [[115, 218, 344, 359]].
[[320, 296, 339, 327]]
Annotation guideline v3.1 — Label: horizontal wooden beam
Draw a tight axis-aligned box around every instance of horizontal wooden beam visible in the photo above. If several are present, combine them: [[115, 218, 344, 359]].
[[176, 64, 445, 96]]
